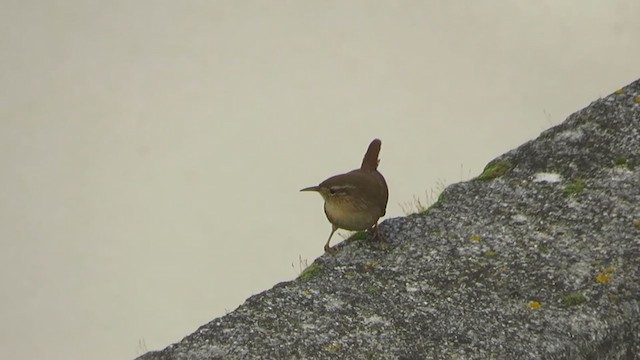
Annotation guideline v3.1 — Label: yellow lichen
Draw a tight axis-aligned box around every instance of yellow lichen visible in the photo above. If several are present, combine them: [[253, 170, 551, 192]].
[[596, 267, 615, 284], [322, 343, 342, 353], [528, 301, 542, 309], [614, 89, 624, 94], [470, 234, 483, 242], [362, 261, 380, 272]]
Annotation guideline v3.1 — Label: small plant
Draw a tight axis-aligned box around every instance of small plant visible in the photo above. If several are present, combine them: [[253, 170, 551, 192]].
[[137, 338, 148, 356], [542, 109, 555, 127], [400, 195, 429, 214], [564, 179, 585, 196], [291, 255, 309, 275], [400, 179, 447, 215], [477, 160, 512, 181], [561, 292, 586, 306]]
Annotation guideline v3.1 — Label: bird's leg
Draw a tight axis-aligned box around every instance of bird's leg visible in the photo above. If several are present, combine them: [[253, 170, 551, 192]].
[[371, 222, 383, 241], [324, 225, 338, 254], [370, 222, 388, 248]]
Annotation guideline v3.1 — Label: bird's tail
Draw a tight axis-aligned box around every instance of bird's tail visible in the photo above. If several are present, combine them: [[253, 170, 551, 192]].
[[360, 139, 381, 171]]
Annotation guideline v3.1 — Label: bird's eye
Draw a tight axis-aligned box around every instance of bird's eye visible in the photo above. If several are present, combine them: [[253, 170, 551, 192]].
[[329, 188, 337, 195]]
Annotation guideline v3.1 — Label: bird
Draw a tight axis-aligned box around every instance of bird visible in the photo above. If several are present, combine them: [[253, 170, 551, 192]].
[[300, 139, 389, 254]]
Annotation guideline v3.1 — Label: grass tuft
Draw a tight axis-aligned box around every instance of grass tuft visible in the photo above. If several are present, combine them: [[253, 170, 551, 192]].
[[400, 179, 447, 215]]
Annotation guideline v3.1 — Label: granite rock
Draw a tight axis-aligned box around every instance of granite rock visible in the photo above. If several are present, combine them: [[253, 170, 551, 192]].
[[138, 80, 640, 359]]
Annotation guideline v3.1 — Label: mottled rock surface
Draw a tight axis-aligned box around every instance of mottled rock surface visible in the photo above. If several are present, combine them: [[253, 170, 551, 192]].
[[138, 80, 640, 359]]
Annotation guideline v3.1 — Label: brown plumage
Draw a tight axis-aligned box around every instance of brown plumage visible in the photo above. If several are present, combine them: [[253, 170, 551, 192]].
[[360, 139, 381, 171], [301, 139, 389, 253]]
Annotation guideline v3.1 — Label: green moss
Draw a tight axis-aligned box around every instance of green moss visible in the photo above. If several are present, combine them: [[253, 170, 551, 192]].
[[613, 156, 636, 170], [537, 243, 549, 254], [298, 263, 322, 281], [561, 292, 587, 306], [365, 284, 383, 295], [614, 156, 628, 166], [350, 230, 368, 241], [477, 160, 512, 181], [564, 179, 585, 196], [634, 219, 640, 230]]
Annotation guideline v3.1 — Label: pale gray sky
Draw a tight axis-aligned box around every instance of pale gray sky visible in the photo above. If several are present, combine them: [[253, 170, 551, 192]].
[[1, 1, 639, 359]]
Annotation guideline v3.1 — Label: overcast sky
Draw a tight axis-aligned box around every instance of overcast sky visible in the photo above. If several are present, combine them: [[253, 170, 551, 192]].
[[1, 1, 639, 359]]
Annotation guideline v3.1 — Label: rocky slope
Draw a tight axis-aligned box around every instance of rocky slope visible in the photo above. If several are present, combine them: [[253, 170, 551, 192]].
[[138, 79, 640, 359]]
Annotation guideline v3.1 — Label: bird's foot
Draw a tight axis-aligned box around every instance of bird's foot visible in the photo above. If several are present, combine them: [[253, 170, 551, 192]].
[[369, 224, 388, 250], [324, 244, 338, 255]]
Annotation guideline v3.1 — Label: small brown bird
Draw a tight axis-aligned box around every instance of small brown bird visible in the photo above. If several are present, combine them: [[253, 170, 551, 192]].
[[301, 139, 389, 253]]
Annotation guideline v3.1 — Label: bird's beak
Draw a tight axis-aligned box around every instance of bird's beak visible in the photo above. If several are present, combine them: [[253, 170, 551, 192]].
[[300, 185, 320, 192]]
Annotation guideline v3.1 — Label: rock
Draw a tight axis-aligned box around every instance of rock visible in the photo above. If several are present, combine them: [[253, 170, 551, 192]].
[[137, 80, 640, 359]]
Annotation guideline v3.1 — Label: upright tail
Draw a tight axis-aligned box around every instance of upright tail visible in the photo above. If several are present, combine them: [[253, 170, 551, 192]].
[[360, 139, 382, 171]]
